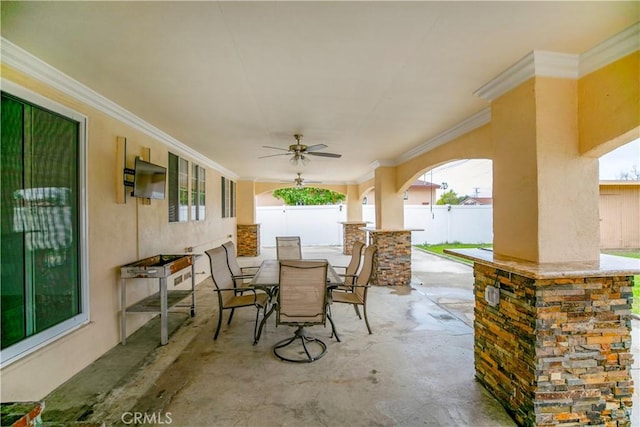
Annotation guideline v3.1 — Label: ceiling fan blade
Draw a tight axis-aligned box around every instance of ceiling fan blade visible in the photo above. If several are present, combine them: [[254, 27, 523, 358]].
[[307, 151, 342, 158], [262, 145, 291, 152], [258, 153, 291, 159], [305, 144, 328, 152]]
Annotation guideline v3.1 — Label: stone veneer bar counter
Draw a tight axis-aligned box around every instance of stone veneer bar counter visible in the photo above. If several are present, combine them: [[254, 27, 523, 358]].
[[446, 248, 640, 426], [339, 221, 369, 255], [236, 224, 260, 257], [361, 227, 421, 286]]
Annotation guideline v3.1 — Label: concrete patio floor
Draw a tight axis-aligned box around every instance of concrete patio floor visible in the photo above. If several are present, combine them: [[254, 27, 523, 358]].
[[36, 246, 639, 426]]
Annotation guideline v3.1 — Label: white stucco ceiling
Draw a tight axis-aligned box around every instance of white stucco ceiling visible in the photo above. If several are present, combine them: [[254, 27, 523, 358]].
[[2, 1, 638, 184]]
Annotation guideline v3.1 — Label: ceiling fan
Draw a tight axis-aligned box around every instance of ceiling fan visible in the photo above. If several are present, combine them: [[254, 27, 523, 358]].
[[281, 173, 321, 188], [259, 134, 342, 165]]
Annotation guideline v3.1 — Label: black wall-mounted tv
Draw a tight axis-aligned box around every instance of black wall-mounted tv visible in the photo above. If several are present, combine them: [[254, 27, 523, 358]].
[[133, 157, 166, 200]]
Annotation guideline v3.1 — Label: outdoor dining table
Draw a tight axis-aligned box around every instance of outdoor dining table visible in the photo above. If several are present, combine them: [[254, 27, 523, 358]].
[[250, 259, 343, 344]]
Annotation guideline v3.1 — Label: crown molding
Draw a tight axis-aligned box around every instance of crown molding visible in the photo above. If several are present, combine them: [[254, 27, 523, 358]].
[[579, 22, 640, 77], [0, 37, 238, 179], [395, 107, 491, 164], [355, 170, 375, 185], [368, 160, 396, 170], [474, 51, 579, 101]]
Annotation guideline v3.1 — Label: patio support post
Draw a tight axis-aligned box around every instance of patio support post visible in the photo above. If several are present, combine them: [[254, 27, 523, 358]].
[[374, 166, 403, 230], [236, 180, 260, 256], [466, 59, 639, 426], [345, 184, 363, 222], [359, 166, 418, 286], [491, 77, 600, 264], [340, 185, 369, 254]]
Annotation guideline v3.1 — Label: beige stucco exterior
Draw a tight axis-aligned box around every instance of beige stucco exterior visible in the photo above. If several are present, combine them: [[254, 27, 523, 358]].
[[579, 52, 640, 157], [1, 65, 236, 401]]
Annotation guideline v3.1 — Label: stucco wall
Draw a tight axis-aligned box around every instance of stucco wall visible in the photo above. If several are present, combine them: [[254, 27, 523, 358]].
[[1, 66, 235, 401]]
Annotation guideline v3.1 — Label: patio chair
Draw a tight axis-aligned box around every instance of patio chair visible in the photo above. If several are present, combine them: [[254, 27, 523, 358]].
[[273, 260, 330, 363], [334, 241, 365, 289], [330, 245, 376, 334], [205, 246, 269, 341], [276, 236, 302, 260], [222, 241, 260, 290]]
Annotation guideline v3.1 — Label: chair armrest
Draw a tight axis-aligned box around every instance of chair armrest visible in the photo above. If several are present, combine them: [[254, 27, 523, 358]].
[[232, 273, 256, 280], [215, 286, 261, 295], [213, 287, 262, 302]]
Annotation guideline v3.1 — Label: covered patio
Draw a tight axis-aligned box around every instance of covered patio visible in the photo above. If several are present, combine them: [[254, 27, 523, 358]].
[[2, 3, 639, 426]]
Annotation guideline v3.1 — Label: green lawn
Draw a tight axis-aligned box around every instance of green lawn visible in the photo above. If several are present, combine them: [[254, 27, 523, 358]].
[[415, 242, 492, 265], [604, 251, 640, 314], [418, 244, 640, 314]]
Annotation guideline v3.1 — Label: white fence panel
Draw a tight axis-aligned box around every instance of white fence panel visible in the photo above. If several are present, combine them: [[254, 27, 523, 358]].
[[257, 204, 492, 246], [405, 205, 493, 244], [257, 205, 346, 246]]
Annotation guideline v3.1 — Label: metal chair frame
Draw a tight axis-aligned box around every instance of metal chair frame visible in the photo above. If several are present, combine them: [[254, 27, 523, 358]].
[[273, 260, 330, 363], [205, 246, 268, 341], [330, 245, 376, 335], [275, 236, 302, 260], [222, 241, 260, 290]]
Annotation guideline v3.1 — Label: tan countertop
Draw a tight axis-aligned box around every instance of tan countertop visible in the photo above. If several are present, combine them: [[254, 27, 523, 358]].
[[444, 248, 640, 279]]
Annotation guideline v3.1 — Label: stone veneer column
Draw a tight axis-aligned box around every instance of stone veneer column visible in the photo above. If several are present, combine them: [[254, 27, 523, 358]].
[[340, 221, 368, 255], [468, 259, 635, 426], [366, 229, 412, 286], [236, 224, 260, 257]]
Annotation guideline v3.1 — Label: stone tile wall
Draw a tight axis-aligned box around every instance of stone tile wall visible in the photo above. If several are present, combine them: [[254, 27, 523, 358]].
[[342, 223, 367, 255], [369, 230, 412, 286], [236, 224, 260, 257], [474, 263, 633, 426]]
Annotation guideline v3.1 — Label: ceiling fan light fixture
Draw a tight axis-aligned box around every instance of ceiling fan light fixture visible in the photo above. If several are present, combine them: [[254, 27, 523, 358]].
[[290, 153, 309, 166]]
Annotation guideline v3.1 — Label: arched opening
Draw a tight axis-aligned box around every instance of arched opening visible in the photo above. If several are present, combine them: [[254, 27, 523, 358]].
[[597, 139, 640, 315]]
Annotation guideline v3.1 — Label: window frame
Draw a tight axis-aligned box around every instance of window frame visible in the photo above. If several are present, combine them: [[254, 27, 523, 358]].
[[191, 163, 206, 221], [168, 152, 189, 223], [221, 177, 236, 218], [1, 80, 89, 367]]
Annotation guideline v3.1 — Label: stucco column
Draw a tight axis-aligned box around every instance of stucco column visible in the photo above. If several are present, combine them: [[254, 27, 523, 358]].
[[236, 180, 256, 225], [492, 77, 600, 263], [345, 184, 363, 222], [374, 166, 404, 229], [236, 180, 260, 256]]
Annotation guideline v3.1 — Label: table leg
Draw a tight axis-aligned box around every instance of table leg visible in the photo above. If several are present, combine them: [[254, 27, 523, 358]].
[[254, 289, 279, 345], [327, 308, 341, 342]]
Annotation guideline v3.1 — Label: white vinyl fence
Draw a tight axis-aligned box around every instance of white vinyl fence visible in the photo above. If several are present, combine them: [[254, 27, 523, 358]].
[[256, 204, 493, 246]]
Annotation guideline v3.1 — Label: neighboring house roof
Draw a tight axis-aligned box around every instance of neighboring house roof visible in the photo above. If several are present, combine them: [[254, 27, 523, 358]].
[[599, 180, 640, 187], [409, 179, 441, 189], [460, 196, 493, 205]]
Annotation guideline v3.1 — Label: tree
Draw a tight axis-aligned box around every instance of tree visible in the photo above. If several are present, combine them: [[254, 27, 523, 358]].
[[272, 187, 346, 206], [617, 165, 640, 181], [436, 189, 463, 205]]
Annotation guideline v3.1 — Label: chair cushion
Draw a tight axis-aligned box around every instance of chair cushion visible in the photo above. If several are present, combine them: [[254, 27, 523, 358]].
[[223, 292, 268, 309], [331, 291, 363, 305], [279, 313, 324, 323]]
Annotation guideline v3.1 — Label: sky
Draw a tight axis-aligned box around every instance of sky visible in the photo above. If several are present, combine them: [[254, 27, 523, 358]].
[[428, 138, 640, 198]]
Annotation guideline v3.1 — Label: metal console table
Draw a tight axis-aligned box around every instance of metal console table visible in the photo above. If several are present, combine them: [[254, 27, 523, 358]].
[[120, 254, 197, 345]]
